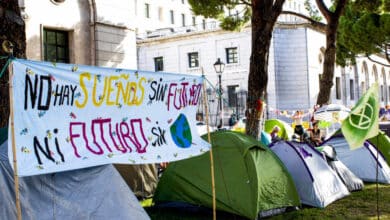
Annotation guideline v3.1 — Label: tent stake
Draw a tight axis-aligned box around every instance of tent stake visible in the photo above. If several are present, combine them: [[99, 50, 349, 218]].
[[8, 59, 22, 220], [202, 72, 216, 220]]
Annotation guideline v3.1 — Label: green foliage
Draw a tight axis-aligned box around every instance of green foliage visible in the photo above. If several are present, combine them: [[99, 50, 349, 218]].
[[352, 0, 383, 13], [304, 0, 323, 22], [220, 8, 251, 31], [336, 1, 390, 66], [188, 0, 225, 18], [385, 0, 390, 12], [188, 0, 251, 31], [336, 42, 357, 66]]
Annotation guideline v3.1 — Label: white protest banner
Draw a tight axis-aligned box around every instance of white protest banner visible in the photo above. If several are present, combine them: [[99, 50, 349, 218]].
[[9, 59, 210, 176]]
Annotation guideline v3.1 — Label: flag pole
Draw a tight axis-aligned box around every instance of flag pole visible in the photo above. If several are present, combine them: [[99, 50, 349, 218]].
[[201, 68, 216, 220], [8, 57, 22, 220]]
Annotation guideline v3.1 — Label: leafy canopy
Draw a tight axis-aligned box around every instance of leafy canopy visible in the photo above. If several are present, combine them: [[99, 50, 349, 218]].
[[336, 0, 390, 66], [188, 0, 251, 31]]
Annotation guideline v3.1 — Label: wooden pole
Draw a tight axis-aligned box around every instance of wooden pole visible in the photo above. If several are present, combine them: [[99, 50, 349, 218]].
[[201, 70, 216, 220], [8, 59, 22, 220], [375, 135, 379, 220]]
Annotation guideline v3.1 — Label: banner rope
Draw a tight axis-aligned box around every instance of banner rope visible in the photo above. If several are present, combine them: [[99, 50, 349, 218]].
[[0, 56, 14, 79], [204, 77, 229, 105]]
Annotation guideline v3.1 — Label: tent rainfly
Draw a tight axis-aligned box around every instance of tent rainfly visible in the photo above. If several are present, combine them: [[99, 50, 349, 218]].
[[269, 141, 350, 208], [153, 131, 300, 220], [0, 128, 149, 220], [368, 131, 390, 166], [323, 134, 390, 184]]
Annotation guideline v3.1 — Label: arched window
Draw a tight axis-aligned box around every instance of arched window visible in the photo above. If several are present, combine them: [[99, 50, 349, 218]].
[[372, 65, 378, 83], [388, 71, 390, 102], [372, 65, 379, 99], [361, 61, 369, 91], [382, 68, 387, 103]]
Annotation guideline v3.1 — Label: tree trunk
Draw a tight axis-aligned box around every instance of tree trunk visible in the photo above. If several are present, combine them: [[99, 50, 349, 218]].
[[246, 1, 284, 139], [0, 0, 26, 127], [315, 0, 347, 106]]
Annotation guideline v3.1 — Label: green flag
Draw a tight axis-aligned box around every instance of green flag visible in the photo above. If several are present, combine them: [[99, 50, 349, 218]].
[[341, 83, 379, 150]]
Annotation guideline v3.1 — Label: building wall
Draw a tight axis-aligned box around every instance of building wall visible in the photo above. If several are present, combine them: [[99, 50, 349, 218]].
[[94, 24, 137, 68], [138, 29, 251, 88], [273, 27, 311, 111], [24, 0, 92, 64], [266, 37, 277, 119], [354, 57, 390, 107], [306, 28, 326, 106], [137, 27, 281, 122], [94, 0, 137, 68], [23, 0, 137, 68], [20, 1, 390, 122], [279, 0, 308, 23], [137, 29, 253, 124], [138, 23, 390, 121], [133, 0, 214, 36]]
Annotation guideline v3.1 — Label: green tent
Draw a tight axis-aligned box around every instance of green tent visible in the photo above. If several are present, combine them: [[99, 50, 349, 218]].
[[368, 131, 390, 165], [264, 119, 294, 140], [153, 131, 300, 220]]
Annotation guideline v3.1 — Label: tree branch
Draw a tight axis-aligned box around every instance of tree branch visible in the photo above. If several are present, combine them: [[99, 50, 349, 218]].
[[239, 0, 251, 6], [272, 0, 285, 12], [372, 43, 390, 63], [272, 0, 286, 20], [315, 0, 332, 21], [334, 0, 348, 18], [281, 10, 326, 30], [366, 54, 390, 67]]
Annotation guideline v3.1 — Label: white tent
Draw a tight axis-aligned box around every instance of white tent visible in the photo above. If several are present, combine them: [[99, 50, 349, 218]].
[[323, 135, 390, 184], [314, 104, 351, 122], [269, 141, 350, 208], [318, 145, 364, 192], [0, 140, 150, 220]]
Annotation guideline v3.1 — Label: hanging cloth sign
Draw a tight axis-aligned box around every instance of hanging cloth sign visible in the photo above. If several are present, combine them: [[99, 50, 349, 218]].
[[9, 59, 210, 176]]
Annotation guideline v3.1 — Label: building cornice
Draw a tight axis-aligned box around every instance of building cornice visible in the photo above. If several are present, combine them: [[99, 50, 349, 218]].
[[137, 28, 232, 45], [136, 22, 324, 46]]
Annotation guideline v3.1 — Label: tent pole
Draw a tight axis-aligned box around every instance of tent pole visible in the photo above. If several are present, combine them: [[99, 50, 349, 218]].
[[8, 59, 22, 220], [201, 71, 216, 220]]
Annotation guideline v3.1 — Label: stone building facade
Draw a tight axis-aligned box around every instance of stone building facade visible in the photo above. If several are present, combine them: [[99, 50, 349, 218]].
[[21, 0, 137, 68], [17, 0, 390, 125], [137, 23, 390, 124]]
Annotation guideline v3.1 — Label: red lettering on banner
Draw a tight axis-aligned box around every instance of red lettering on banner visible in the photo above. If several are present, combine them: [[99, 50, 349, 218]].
[[167, 82, 202, 111], [69, 118, 148, 157]]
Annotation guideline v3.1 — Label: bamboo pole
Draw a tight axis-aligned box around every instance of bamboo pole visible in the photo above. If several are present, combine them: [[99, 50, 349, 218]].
[[8, 59, 22, 220], [375, 135, 379, 220], [201, 70, 216, 220]]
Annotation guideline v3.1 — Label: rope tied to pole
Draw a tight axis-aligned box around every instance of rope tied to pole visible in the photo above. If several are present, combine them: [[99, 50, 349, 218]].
[[1, 39, 15, 79], [0, 56, 14, 79]]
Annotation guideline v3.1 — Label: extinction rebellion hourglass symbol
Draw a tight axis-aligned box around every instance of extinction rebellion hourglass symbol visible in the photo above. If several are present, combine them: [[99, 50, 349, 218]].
[[349, 102, 374, 130]]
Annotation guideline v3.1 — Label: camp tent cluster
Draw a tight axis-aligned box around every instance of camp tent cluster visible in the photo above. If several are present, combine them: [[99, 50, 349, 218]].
[[2, 58, 389, 220], [153, 127, 389, 218], [154, 131, 301, 219], [152, 83, 388, 218]]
